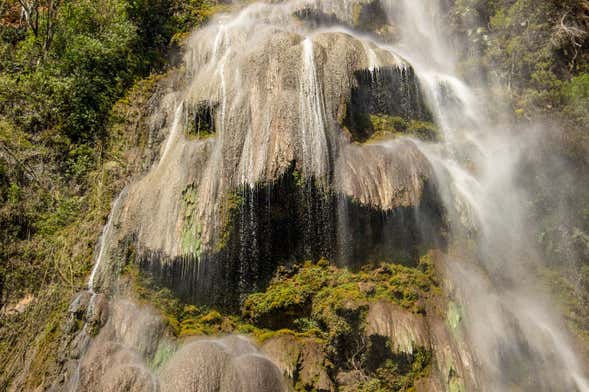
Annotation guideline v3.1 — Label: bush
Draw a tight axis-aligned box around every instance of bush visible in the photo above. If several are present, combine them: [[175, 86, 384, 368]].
[[563, 72, 589, 123], [242, 257, 438, 331]]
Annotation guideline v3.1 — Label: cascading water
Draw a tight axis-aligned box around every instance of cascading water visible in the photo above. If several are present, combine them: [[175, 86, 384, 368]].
[[299, 37, 330, 184], [382, 0, 589, 390], [62, 1, 589, 391], [87, 188, 128, 293]]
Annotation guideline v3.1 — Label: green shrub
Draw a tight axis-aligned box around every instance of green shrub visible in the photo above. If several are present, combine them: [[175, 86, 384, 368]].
[[242, 256, 438, 331], [563, 73, 589, 123], [366, 115, 439, 143]]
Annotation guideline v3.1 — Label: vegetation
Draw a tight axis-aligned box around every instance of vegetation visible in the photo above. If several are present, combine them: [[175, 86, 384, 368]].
[[538, 266, 589, 348], [367, 115, 439, 142], [450, 0, 589, 354], [451, 0, 588, 124], [0, 0, 220, 299], [0, 1, 219, 388], [0, 0, 587, 389], [129, 255, 438, 337], [243, 255, 438, 329], [127, 255, 438, 391]]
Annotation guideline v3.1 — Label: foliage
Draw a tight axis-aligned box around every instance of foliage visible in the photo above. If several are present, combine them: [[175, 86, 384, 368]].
[[562, 72, 589, 124], [0, 287, 69, 391], [0, 0, 217, 301], [450, 3, 589, 358], [0, 0, 219, 142], [128, 255, 438, 391], [0, 2, 218, 385], [368, 115, 439, 142], [0, 75, 157, 388], [451, 0, 589, 119], [242, 256, 438, 332], [539, 266, 589, 348]]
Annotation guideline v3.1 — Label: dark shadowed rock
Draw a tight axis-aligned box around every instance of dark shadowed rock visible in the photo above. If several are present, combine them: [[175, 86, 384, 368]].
[[262, 334, 333, 391]]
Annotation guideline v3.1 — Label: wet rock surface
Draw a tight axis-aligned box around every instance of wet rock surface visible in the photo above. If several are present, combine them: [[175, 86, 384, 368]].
[[73, 0, 444, 311], [365, 300, 476, 391], [64, 298, 289, 392], [90, 0, 435, 285], [262, 334, 333, 391]]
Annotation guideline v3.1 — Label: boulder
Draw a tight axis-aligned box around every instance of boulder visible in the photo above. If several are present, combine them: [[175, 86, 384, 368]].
[[262, 334, 334, 391], [159, 340, 230, 392]]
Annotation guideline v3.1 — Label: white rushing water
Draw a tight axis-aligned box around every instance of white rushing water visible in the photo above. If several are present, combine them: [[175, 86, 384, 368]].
[[88, 188, 128, 293], [299, 37, 330, 186], [380, 0, 589, 390]]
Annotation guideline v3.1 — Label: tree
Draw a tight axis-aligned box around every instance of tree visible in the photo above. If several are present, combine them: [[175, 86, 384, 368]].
[[15, 0, 59, 51]]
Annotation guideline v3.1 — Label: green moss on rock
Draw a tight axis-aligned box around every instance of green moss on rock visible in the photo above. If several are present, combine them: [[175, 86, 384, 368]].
[[366, 115, 439, 143], [180, 184, 202, 256], [125, 251, 442, 392], [242, 256, 439, 332]]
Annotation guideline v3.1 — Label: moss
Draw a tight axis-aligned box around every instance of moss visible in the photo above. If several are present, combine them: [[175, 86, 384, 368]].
[[126, 264, 259, 338], [150, 340, 177, 370], [243, 256, 438, 331], [370, 115, 409, 134], [180, 184, 201, 257], [537, 267, 589, 350], [214, 191, 245, 252], [406, 120, 439, 142], [127, 262, 328, 348], [354, 347, 432, 392], [127, 253, 440, 391], [242, 261, 330, 328], [364, 115, 439, 143], [448, 376, 466, 392], [446, 301, 463, 331]]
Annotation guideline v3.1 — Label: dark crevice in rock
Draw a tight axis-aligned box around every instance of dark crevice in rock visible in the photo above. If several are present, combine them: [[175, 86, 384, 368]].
[[294, 8, 342, 28], [184, 101, 217, 138], [138, 165, 445, 309], [344, 66, 432, 142], [294, 0, 390, 35], [354, 0, 389, 33]]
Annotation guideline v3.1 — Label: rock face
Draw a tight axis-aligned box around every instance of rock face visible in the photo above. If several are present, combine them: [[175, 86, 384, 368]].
[[62, 292, 477, 392], [59, 2, 466, 389], [365, 300, 477, 392], [159, 341, 230, 392], [121, 26, 426, 256], [49, 1, 589, 392], [85, 0, 441, 306], [262, 334, 333, 391], [67, 298, 288, 392], [366, 301, 429, 355], [336, 139, 433, 211], [70, 298, 163, 392]]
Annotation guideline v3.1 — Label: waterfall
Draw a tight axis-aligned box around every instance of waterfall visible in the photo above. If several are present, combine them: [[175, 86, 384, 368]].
[[299, 37, 330, 186], [381, 0, 589, 390], [87, 188, 128, 293], [66, 1, 589, 391]]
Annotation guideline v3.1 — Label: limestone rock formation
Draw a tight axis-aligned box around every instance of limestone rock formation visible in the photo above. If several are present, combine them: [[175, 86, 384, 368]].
[[82, 0, 439, 307]]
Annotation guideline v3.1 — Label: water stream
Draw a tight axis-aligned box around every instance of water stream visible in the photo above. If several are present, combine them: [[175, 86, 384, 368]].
[[71, 1, 589, 390], [383, 0, 589, 390]]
